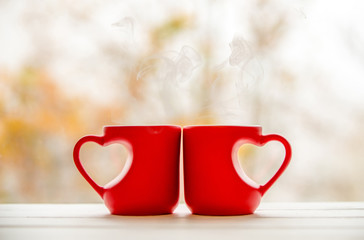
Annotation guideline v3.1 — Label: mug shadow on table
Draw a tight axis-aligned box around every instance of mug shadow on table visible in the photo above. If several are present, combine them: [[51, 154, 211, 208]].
[[100, 210, 262, 230]]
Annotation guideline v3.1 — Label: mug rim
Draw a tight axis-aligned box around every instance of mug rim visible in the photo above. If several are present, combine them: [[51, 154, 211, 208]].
[[103, 124, 181, 128], [183, 125, 262, 128]]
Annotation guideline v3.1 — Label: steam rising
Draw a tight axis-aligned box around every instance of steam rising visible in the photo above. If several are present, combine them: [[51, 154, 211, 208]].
[[174, 46, 202, 83], [112, 17, 135, 38], [135, 46, 202, 121], [137, 46, 201, 85], [229, 36, 264, 123], [229, 36, 253, 68], [229, 36, 263, 88], [113, 20, 263, 124], [199, 36, 264, 124]]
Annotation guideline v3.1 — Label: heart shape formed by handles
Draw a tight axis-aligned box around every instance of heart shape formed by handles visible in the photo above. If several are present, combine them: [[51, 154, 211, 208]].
[[73, 135, 133, 198], [232, 134, 291, 195], [257, 134, 292, 195], [74, 136, 106, 197], [236, 141, 285, 186]]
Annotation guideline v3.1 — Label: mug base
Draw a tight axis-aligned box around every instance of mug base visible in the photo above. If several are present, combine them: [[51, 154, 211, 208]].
[[109, 211, 174, 216], [189, 210, 255, 216], [186, 202, 259, 216]]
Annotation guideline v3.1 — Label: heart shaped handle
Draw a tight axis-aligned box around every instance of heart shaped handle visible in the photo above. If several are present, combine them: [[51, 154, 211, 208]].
[[73, 135, 105, 197], [258, 134, 292, 196]]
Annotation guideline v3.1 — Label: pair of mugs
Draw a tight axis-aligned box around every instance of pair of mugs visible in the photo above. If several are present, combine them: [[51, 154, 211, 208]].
[[73, 125, 291, 216]]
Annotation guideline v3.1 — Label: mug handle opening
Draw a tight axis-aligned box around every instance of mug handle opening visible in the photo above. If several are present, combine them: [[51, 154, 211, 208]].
[[258, 134, 292, 196], [73, 135, 105, 198]]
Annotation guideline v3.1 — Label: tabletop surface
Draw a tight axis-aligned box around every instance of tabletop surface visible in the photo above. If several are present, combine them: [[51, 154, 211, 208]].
[[0, 202, 363, 240]]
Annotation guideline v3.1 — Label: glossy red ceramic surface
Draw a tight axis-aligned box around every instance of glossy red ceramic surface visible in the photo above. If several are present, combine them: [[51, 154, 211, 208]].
[[73, 125, 181, 215], [183, 125, 292, 215]]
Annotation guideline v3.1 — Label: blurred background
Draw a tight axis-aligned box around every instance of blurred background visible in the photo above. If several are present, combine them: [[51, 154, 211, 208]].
[[1, 0, 364, 203]]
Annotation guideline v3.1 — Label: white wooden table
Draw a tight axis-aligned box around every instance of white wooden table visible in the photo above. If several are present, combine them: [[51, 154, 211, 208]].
[[1, 202, 363, 240]]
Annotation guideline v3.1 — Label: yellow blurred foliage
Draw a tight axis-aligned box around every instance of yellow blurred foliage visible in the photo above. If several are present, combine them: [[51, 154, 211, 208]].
[[0, 67, 123, 202]]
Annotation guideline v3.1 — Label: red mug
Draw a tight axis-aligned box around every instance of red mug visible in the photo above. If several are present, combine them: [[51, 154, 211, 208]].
[[183, 125, 292, 215], [73, 125, 181, 215]]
